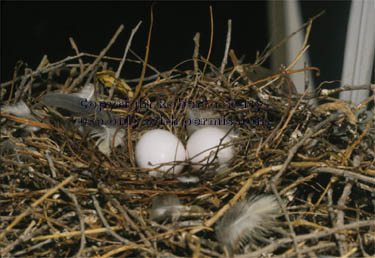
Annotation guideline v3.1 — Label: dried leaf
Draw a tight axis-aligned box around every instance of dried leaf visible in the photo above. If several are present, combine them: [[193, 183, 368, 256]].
[[96, 71, 134, 98]]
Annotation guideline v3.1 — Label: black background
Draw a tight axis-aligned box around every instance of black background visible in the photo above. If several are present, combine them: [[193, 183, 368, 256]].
[[1, 1, 350, 86]]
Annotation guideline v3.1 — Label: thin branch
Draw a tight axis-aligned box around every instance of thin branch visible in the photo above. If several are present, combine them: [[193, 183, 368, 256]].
[[203, 5, 214, 75], [270, 183, 302, 258], [270, 113, 342, 186], [320, 83, 375, 96], [311, 167, 375, 185], [92, 195, 131, 244], [68, 24, 125, 92], [0, 54, 84, 88], [235, 220, 375, 258], [20, 170, 87, 258], [132, 6, 153, 100], [0, 176, 75, 241], [220, 19, 232, 74], [193, 32, 200, 73], [69, 37, 84, 74], [108, 21, 142, 100], [258, 10, 325, 65]]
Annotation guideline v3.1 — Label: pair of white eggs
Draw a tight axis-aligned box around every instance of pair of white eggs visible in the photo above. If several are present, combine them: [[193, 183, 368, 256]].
[[135, 127, 234, 176]]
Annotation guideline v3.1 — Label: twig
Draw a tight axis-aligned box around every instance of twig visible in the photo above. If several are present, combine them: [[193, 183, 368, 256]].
[[0, 112, 54, 130], [5, 223, 50, 256], [124, 71, 169, 83], [69, 37, 84, 74], [270, 183, 302, 258], [19, 55, 49, 102], [108, 21, 142, 100], [336, 181, 353, 255], [7, 61, 21, 103], [235, 219, 375, 258], [121, 204, 156, 245], [100, 243, 149, 258], [320, 84, 375, 96], [270, 113, 342, 186], [202, 6, 214, 75], [111, 199, 153, 248], [128, 48, 162, 77], [24, 170, 87, 258], [14, 239, 52, 256], [68, 24, 124, 92], [193, 32, 200, 73], [132, 7, 153, 100], [236, 66, 320, 92], [45, 150, 57, 178], [273, 242, 336, 258], [257, 10, 325, 65], [311, 167, 375, 185], [1, 220, 36, 257], [32, 226, 123, 241], [273, 69, 308, 143], [220, 19, 232, 74], [342, 119, 373, 165], [327, 186, 343, 254], [1, 55, 84, 88], [0, 175, 75, 240], [190, 176, 253, 235], [229, 49, 239, 67], [92, 195, 131, 244]]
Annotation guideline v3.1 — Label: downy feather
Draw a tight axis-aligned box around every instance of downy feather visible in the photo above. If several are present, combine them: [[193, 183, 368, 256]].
[[2, 100, 40, 131], [73, 83, 95, 100], [40, 85, 125, 155], [2, 100, 34, 119], [90, 126, 125, 155], [150, 194, 184, 222], [215, 195, 280, 254]]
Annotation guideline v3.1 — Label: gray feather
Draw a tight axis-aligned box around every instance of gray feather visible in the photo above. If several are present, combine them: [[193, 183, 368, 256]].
[[150, 195, 184, 222], [40, 93, 96, 114]]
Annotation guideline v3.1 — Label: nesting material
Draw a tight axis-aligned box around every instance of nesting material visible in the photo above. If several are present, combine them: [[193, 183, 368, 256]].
[[1, 20, 374, 258], [215, 195, 280, 254], [150, 194, 184, 222], [2, 100, 40, 132]]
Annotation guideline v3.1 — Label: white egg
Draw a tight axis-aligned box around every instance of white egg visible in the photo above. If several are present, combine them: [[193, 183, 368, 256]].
[[135, 129, 186, 176], [186, 127, 234, 170]]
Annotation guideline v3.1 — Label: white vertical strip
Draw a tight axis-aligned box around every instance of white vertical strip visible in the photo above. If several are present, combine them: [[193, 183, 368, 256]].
[[268, 0, 314, 94], [284, 0, 313, 94], [340, 0, 375, 105]]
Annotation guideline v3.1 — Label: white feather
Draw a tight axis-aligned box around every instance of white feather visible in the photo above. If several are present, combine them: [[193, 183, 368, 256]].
[[2, 100, 40, 132], [215, 195, 280, 254], [150, 194, 184, 222], [90, 126, 125, 155], [74, 83, 95, 101], [177, 176, 199, 184], [2, 100, 33, 119]]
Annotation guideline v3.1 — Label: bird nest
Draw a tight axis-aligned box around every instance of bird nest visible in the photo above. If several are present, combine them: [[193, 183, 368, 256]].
[[1, 20, 375, 258]]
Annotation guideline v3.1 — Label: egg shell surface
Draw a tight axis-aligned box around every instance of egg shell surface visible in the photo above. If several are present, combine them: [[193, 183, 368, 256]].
[[135, 129, 186, 176], [186, 127, 233, 169]]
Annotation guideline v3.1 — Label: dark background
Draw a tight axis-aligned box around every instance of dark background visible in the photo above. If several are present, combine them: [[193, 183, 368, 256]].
[[1, 1, 350, 85]]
